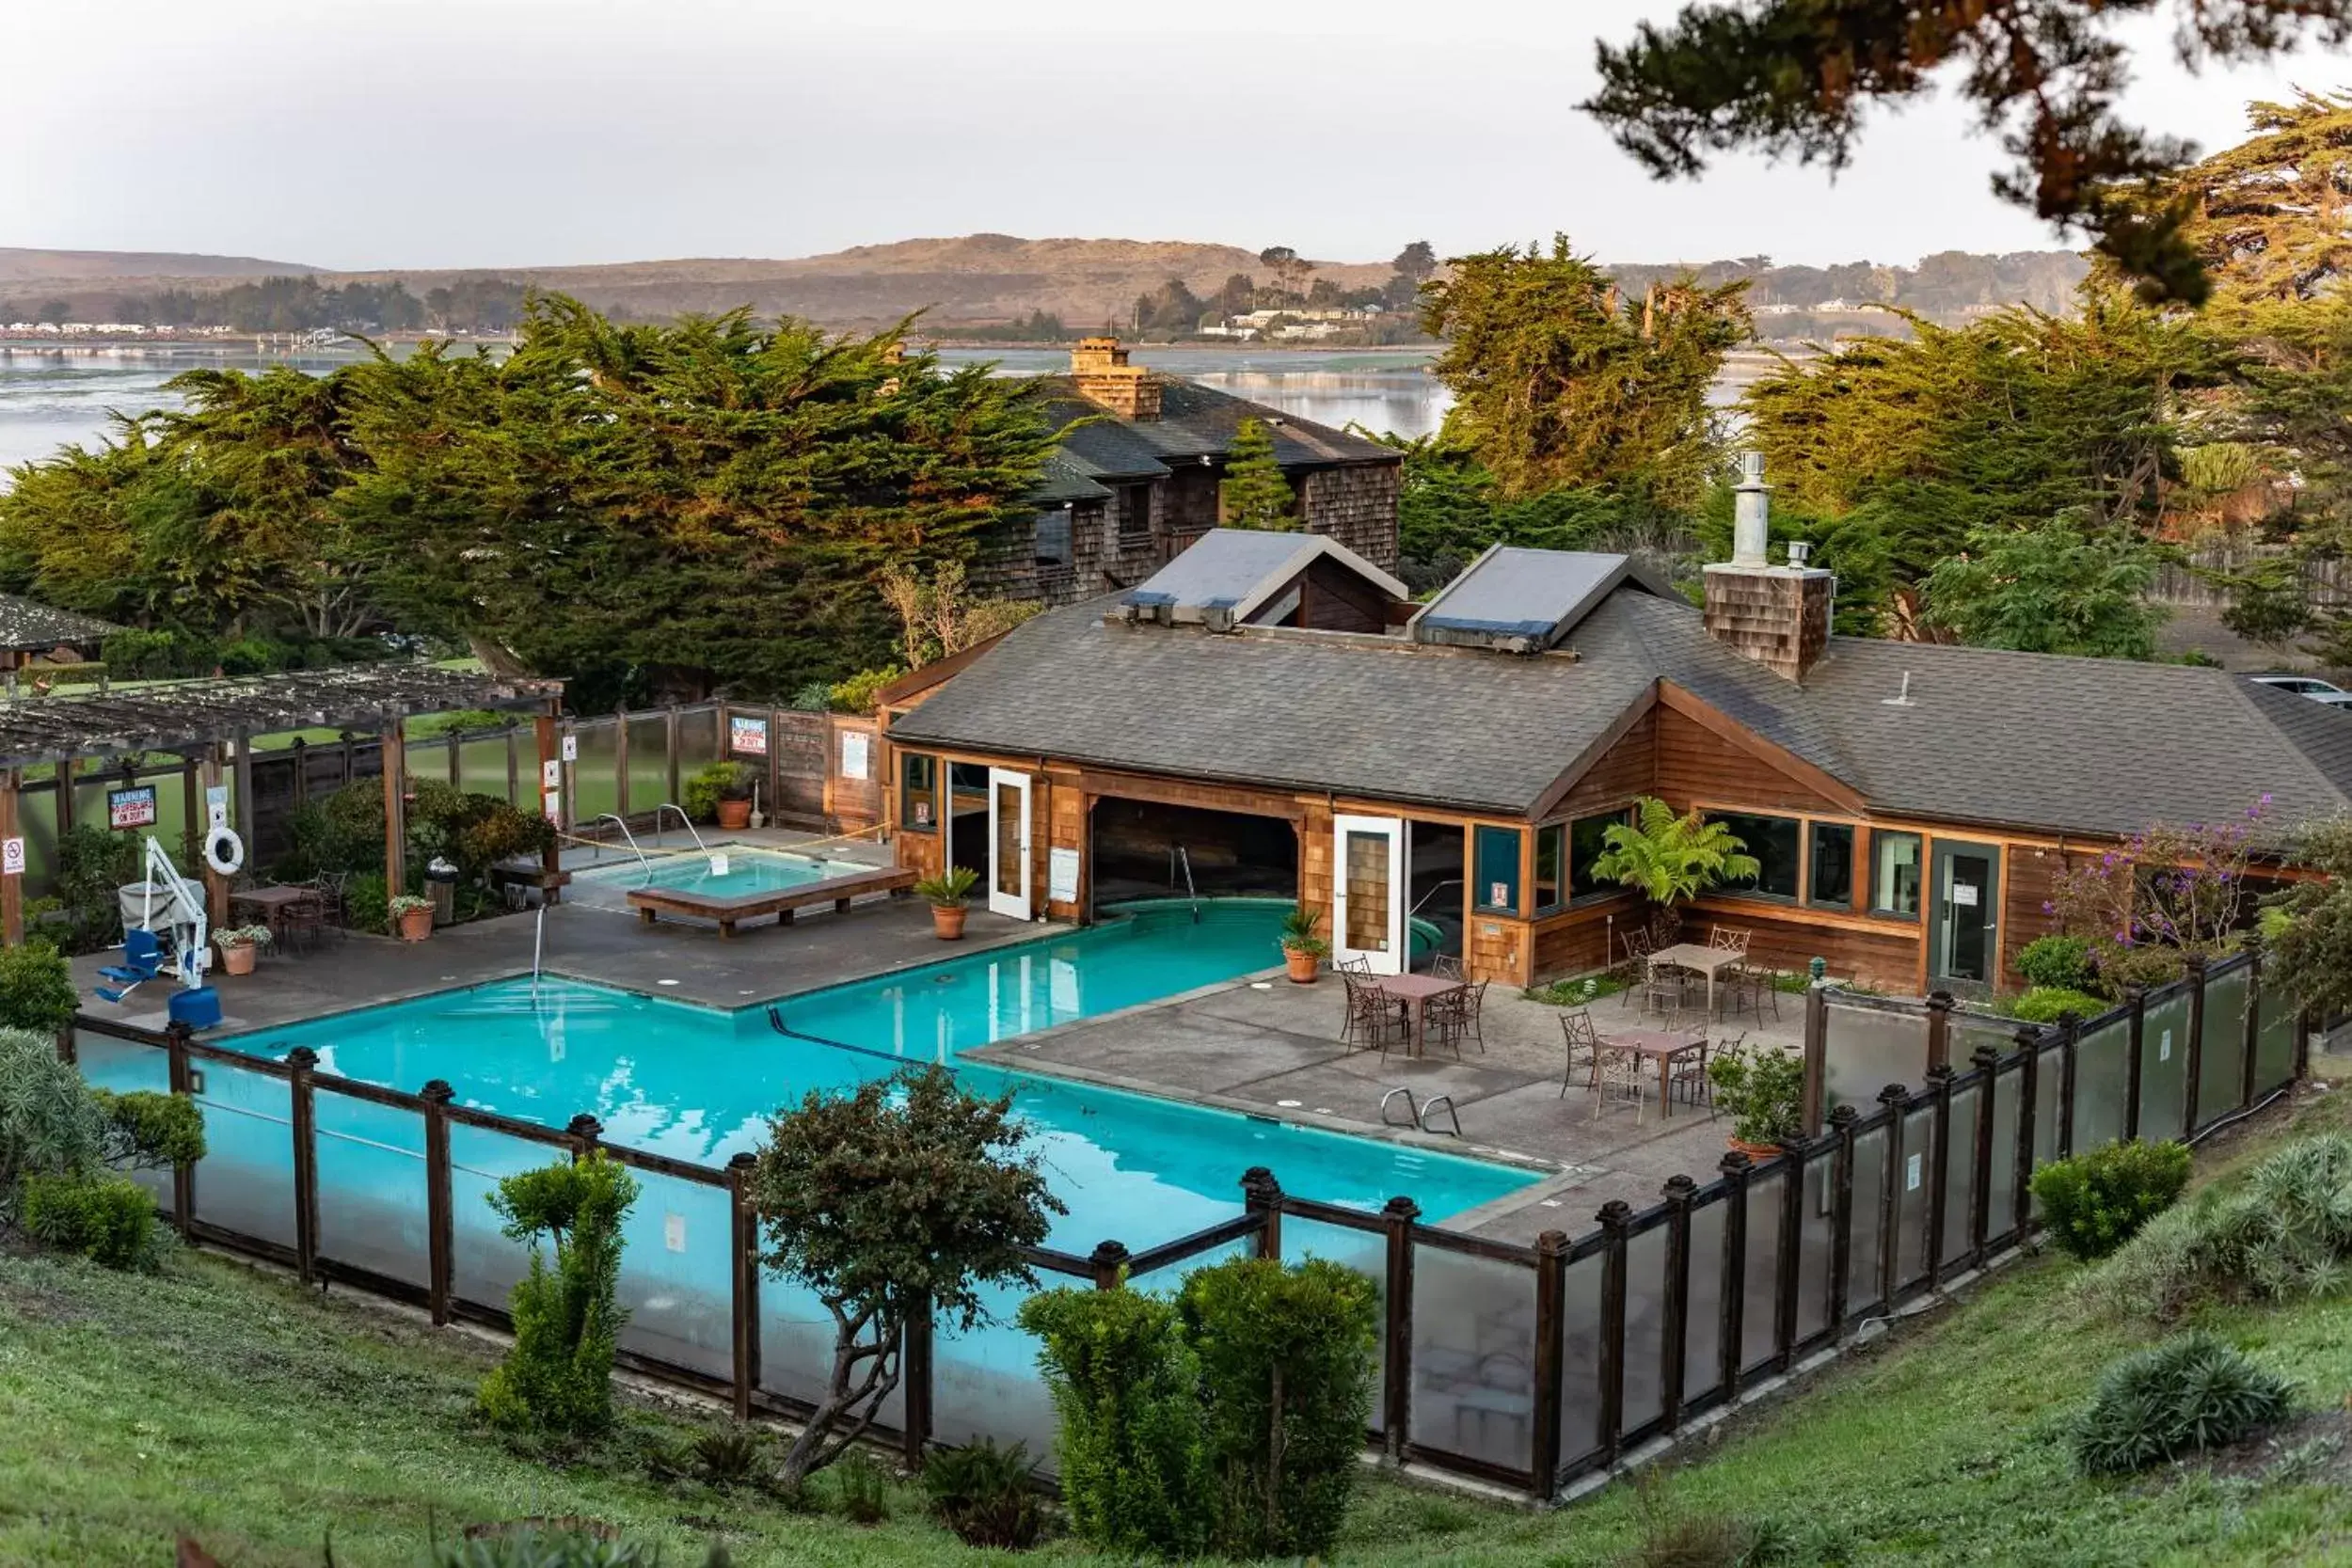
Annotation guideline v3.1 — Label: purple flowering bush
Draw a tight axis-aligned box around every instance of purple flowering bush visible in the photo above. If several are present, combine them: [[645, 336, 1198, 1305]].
[[2047, 798, 2269, 994]]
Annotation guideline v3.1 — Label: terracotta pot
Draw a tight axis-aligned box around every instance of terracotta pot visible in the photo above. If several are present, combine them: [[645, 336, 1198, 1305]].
[[1283, 946, 1321, 984], [716, 799, 752, 831], [216, 941, 258, 977], [1727, 1136, 1783, 1162], [930, 902, 969, 941], [397, 906, 435, 942]]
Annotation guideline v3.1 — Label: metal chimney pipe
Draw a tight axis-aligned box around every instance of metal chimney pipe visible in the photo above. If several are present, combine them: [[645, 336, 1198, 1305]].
[[1732, 451, 1770, 566]]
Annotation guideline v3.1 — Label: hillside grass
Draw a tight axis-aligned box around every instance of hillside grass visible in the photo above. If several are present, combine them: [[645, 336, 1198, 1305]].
[[5, 1090, 2352, 1565]]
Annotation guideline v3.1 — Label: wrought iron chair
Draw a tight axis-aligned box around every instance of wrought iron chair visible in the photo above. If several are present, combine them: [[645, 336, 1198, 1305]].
[[1708, 926, 1753, 956], [1423, 985, 1470, 1059], [1558, 1007, 1602, 1098], [1592, 1044, 1647, 1126], [1724, 962, 1782, 1025], [1614, 927, 1656, 1007], [1670, 1026, 1726, 1112], [1340, 972, 1408, 1054], [1428, 953, 1465, 980]]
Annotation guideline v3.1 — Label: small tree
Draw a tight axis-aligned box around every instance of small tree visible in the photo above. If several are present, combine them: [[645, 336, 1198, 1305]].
[[2265, 815, 2352, 1020], [477, 1152, 639, 1438], [0, 1027, 204, 1269], [877, 560, 1043, 670], [0, 942, 79, 1035], [750, 1067, 1063, 1493], [1590, 796, 1758, 939], [1218, 419, 1296, 531], [2048, 799, 2266, 993], [1920, 516, 2167, 658]]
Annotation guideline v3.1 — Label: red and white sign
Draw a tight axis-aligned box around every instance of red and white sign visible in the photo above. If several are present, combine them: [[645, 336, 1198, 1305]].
[[107, 785, 158, 830], [729, 715, 770, 756]]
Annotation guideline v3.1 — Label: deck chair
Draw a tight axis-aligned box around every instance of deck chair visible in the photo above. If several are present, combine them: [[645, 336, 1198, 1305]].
[[95, 928, 165, 1004]]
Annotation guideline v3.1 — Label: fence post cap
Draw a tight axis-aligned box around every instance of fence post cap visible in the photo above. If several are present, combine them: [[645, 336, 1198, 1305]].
[[1876, 1083, 1912, 1108], [1088, 1240, 1131, 1267], [2013, 1026, 2041, 1050], [164, 1020, 193, 1043], [1717, 1148, 1754, 1177], [1925, 990, 1956, 1012], [1925, 1065, 1957, 1087], [420, 1079, 454, 1103], [2185, 952, 2210, 974], [1596, 1198, 1635, 1232], [726, 1149, 757, 1171], [565, 1113, 604, 1140], [1828, 1103, 1859, 1130], [1381, 1195, 1422, 1223], [1971, 1042, 2004, 1069], [285, 1045, 318, 1071], [1661, 1173, 1699, 1206], [1239, 1166, 1282, 1202], [1534, 1227, 1570, 1259]]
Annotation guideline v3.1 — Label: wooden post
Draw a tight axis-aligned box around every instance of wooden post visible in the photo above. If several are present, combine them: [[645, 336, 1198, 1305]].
[[1594, 1198, 1633, 1466], [2183, 954, 2208, 1139], [1088, 1240, 1131, 1291], [535, 707, 563, 903], [1773, 1139, 1806, 1364], [422, 1081, 454, 1325], [728, 1150, 761, 1423], [2122, 987, 2147, 1141], [382, 715, 407, 900], [1826, 1105, 1858, 1336], [1715, 1150, 1752, 1401], [504, 721, 519, 808], [1381, 1196, 1419, 1459], [289, 738, 309, 810], [0, 768, 21, 947], [54, 757, 73, 837], [1530, 1228, 1568, 1498], [181, 757, 200, 868], [666, 705, 682, 812], [2058, 1013, 2081, 1160], [198, 748, 230, 928], [284, 1047, 321, 1283], [2012, 1028, 2040, 1238], [2298, 1007, 2316, 1080], [1968, 1044, 2000, 1266], [1801, 981, 1829, 1136], [230, 731, 256, 847], [1659, 1176, 1697, 1430], [2241, 943, 2264, 1111], [567, 1113, 603, 1163], [166, 1021, 196, 1233], [1876, 1085, 1908, 1307], [1923, 1066, 1955, 1287], [613, 706, 631, 820], [901, 1292, 933, 1471], [1924, 990, 1953, 1075], [1241, 1166, 1282, 1260]]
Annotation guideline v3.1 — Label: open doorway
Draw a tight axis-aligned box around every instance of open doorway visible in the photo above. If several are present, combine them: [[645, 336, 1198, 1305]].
[[1089, 797, 1295, 912], [946, 763, 990, 883], [1407, 821, 1464, 973]]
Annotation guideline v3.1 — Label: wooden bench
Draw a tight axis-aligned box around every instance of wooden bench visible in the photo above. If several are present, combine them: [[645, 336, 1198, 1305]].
[[627, 864, 917, 939]]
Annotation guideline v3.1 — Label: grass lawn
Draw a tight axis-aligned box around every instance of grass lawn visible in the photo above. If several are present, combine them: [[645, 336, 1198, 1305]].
[[8, 1093, 2352, 1565]]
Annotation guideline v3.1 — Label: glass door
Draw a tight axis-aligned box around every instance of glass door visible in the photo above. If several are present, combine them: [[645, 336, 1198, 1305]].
[[1929, 839, 2001, 995], [1332, 814, 1406, 974], [987, 768, 1032, 921]]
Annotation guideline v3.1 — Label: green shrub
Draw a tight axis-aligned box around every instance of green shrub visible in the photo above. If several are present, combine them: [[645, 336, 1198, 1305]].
[[827, 665, 903, 715], [2031, 1139, 2191, 1261], [788, 680, 834, 713], [54, 824, 141, 953], [0, 942, 78, 1034], [829, 1449, 892, 1525], [1179, 1255, 1379, 1560], [2017, 933, 2095, 991], [19, 1171, 166, 1270], [2009, 986, 2112, 1024], [681, 761, 756, 823], [2071, 1331, 2292, 1474], [92, 1087, 207, 1170], [476, 1153, 639, 1438], [344, 872, 390, 934], [1707, 1041, 1805, 1148], [922, 1436, 1043, 1550], [681, 1422, 763, 1489], [429, 1527, 724, 1568], [1019, 1280, 1211, 1558], [0, 1026, 105, 1198], [100, 627, 219, 680]]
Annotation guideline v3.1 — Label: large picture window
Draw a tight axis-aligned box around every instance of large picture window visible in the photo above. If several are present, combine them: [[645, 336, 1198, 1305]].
[[1713, 813, 1801, 901], [1808, 822, 1855, 910], [1534, 822, 1565, 913], [1871, 830, 1924, 918], [1473, 825, 1523, 913], [899, 752, 938, 832], [1569, 812, 1628, 901]]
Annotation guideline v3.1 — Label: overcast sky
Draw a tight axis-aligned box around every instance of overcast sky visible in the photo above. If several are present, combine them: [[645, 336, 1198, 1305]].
[[7, 0, 2338, 271]]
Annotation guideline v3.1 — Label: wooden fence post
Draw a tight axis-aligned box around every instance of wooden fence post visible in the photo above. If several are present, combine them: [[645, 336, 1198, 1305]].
[[1595, 1199, 1633, 1467], [287, 1047, 319, 1285], [1826, 1105, 1858, 1336], [728, 1151, 761, 1424], [902, 1293, 933, 1472], [666, 705, 682, 811], [1715, 1150, 1752, 1402], [1923, 1066, 1955, 1287], [1875, 1085, 1908, 1308], [165, 1021, 195, 1234], [1773, 1142, 1807, 1366], [1968, 1045, 2000, 1267], [613, 707, 630, 821], [2183, 954, 2209, 1139], [1530, 1228, 1568, 1500], [1241, 1166, 1282, 1260], [1659, 1176, 1697, 1430], [2241, 942, 2264, 1111], [2122, 987, 2147, 1141], [2057, 1013, 2081, 1161], [567, 1114, 603, 1163], [1924, 990, 1953, 1075], [1381, 1196, 1420, 1461], [1089, 1240, 1131, 1291], [2012, 1028, 2040, 1238], [422, 1080, 454, 1326]]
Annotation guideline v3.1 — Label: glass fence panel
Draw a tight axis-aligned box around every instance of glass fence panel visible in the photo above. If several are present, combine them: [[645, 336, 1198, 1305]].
[[2198, 968, 2250, 1126], [1557, 1250, 1605, 1470], [1941, 1085, 1979, 1269], [2139, 991, 2190, 1140], [1682, 1198, 1727, 1411], [1740, 1166, 1785, 1374], [1288, 1217, 1388, 1430], [191, 1058, 295, 1249], [2073, 1018, 2131, 1153], [1409, 1245, 1537, 1474], [406, 737, 454, 793], [1987, 1065, 2020, 1239], [76, 1032, 170, 1095], [627, 716, 672, 816], [2031, 1045, 2064, 1212], [1895, 1108, 1935, 1291], [1618, 1224, 1668, 1437], [448, 1122, 563, 1313], [570, 721, 620, 825], [1823, 1004, 1928, 1106], [314, 1092, 429, 1286], [613, 1167, 733, 1382], [1794, 1150, 1836, 1342], [931, 1275, 1055, 1467], [2254, 979, 2299, 1095], [1954, 1020, 2020, 1069], [458, 732, 517, 805], [677, 706, 723, 780], [1847, 1125, 1888, 1309]]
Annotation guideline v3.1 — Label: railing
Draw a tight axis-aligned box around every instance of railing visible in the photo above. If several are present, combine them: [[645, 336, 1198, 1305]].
[[61, 944, 2310, 1503]]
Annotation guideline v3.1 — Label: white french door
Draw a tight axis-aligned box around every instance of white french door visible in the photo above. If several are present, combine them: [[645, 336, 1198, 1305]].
[[1331, 814, 1406, 974], [987, 768, 1033, 921]]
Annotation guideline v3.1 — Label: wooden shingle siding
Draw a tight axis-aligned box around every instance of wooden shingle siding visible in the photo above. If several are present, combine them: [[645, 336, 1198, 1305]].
[[1531, 895, 1636, 980], [1655, 705, 1845, 815], [1684, 897, 1922, 990], [1557, 708, 1657, 817]]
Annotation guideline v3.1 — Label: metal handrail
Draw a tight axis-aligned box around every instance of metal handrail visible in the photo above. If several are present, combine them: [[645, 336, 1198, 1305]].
[[1410, 878, 1463, 917], [583, 814, 651, 879], [648, 802, 708, 855]]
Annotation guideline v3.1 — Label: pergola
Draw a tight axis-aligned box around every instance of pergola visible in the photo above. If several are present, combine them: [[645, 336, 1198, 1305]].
[[0, 664, 564, 944]]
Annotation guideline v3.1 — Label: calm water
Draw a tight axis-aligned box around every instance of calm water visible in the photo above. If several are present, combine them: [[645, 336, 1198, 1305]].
[[0, 342, 1449, 477], [574, 845, 837, 898]]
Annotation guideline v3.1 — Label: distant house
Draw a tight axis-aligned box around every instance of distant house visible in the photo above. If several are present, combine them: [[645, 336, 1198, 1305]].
[[884, 463, 2348, 995], [0, 595, 120, 673], [970, 338, 1401, 606]]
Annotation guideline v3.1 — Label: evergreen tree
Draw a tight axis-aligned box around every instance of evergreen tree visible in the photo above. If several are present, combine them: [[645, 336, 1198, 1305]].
[[1920, 515, 2167, 658], [1218, 419, 1296, 531]]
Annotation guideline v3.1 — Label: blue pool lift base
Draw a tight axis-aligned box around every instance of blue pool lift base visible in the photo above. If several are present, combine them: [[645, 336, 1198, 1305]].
[[167, 986, 223, 1031]]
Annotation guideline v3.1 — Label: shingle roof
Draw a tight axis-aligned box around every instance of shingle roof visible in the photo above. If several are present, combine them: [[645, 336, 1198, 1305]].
[[1122, 529, 1408, 622], [1415, 546, 1669, 651], [1030, 377, 1400, 473], [0, 594, 121, 654]]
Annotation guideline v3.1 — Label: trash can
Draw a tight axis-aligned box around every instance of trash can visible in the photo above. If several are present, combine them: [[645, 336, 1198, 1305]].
[[425, 857, 460, 927]]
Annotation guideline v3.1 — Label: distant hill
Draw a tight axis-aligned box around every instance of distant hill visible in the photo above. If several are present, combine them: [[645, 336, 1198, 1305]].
[[0, 246, 318, 283]]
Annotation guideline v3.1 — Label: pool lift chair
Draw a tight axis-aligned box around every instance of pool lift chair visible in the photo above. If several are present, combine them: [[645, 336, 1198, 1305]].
[[95, 834, 221, 1029]]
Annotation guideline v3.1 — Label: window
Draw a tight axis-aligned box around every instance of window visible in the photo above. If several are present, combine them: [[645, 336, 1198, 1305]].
[[1473, 825, 1522, 913], [1871, 830, 1924, 918], [1033, 509, 1073, 566], [1569, 812, 1628, 901], [899, 752, 938, 832], [1118, 483, 1153, 541], [1808, 822, 1855, 910], [1713, 813, 1801, 900], [1534, 822, 1565, 912]]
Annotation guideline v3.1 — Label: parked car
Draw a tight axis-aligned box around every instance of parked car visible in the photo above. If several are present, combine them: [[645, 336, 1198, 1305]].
[[2249, 673, 2352, 707]]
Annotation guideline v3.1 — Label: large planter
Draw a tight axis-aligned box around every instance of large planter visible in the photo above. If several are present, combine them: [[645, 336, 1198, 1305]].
[[216, 941, 259, 977], [716, 799, 753, 831], [1727, 1136, 1784, 1162], [396, 906, 435, 943], [930, 902, 969, 941], [1282, 946, 1321, 984]]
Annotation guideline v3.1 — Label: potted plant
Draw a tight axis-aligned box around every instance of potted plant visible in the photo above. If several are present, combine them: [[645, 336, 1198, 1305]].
[[1591, 796, 1761, 947], [1279, 903, 1329, 984], [685, 760, 759, 832], [1707, 1040, 1805, 1158], [389, 894, 437, 943], [914, 866, 979, 940], [214, 924, 272, 976]]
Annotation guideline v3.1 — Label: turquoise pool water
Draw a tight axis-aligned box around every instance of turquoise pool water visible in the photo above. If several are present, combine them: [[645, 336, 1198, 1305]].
[[578, 846, 834, 897]]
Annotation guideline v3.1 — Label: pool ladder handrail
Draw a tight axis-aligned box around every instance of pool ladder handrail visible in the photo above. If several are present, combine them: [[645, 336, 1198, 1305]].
[[1171, 844, 1200, 923], [1379, 1085, 1463, 1138], [648, 802, 708, 856], [585, 813, 652, 881]]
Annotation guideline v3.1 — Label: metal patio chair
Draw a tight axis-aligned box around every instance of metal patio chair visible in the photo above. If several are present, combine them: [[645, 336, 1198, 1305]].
[[1558, 1007, 1602, 1098]]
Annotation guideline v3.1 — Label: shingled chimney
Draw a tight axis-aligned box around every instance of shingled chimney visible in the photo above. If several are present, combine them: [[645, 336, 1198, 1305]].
[[1071, 337, 1162, 420], [1702, 453, 1835, 682]]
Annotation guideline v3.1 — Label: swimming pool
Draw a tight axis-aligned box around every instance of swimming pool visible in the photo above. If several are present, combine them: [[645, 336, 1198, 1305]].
[[575, 845, 836, 897]]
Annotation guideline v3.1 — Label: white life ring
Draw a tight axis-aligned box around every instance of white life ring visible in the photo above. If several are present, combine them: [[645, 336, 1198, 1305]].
[[204, 828, 246, 878]]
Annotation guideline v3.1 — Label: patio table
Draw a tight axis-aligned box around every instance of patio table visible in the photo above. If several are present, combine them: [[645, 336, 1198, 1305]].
[[1594, 1027, 1709, 1118], [1647, 942, 1743, 1018], [1376, 972, 1467, 1057], [229, 885, 319, 949]]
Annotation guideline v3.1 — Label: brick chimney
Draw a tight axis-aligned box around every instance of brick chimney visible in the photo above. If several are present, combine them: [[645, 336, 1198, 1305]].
[[1071, 336, 1162, 420], [1701, 453, 1835, 682]]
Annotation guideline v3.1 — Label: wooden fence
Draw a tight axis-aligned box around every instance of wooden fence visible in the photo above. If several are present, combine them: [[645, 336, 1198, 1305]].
[[63, 945, 2307, 1503]]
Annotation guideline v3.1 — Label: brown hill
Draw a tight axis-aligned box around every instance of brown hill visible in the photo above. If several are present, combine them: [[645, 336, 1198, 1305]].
[[0, 246, 318, 283]]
